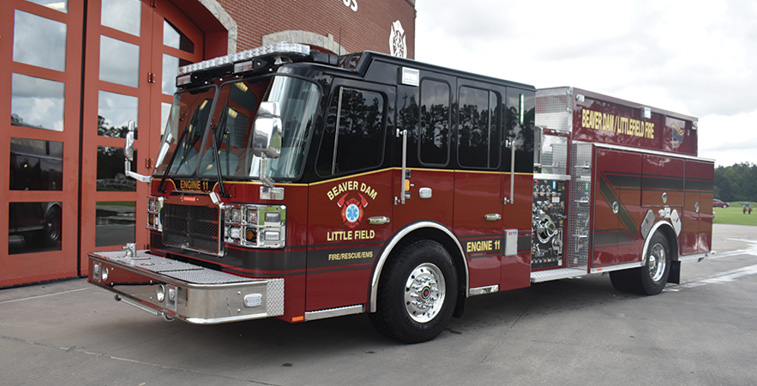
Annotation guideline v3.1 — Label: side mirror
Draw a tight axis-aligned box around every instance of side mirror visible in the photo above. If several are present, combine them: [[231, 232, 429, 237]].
[[125, 121, 136, 162], [252, 102, 282, 159], [123, 120, 151, 183]]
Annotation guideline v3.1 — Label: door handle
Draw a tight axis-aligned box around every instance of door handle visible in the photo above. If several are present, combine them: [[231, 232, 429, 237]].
[[368, 216, 391, 225], [484, 213, 501, 221]]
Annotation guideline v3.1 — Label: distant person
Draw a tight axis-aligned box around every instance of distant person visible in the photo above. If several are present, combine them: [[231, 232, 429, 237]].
[[744, 202, 752, 215]]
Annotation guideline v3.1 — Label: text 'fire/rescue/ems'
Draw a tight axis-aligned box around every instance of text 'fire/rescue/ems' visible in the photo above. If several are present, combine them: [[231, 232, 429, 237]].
[[328, 251, 373, 261]]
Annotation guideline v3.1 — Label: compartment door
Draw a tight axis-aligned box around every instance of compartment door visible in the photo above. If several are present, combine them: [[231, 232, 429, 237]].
[[592, 148, 642, 267], [681, 160, 714, 255]]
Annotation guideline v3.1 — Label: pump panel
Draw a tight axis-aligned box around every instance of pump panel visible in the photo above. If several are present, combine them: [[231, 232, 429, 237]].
[[531, 177, 568, 269]]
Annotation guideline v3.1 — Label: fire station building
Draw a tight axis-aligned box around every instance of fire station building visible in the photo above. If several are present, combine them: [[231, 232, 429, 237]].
[[1, 0, 416, 287]]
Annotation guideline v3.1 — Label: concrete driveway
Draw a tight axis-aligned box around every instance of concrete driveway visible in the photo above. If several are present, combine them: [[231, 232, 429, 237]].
[[2, 224, 756, 386]]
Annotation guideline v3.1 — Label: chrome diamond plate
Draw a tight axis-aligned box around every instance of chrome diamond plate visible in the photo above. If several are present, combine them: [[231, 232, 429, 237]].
[[566, 142, 592, 269], [265, 279, 285, 316], [536, 87, 573, 132], [164, 269, 259, 284]]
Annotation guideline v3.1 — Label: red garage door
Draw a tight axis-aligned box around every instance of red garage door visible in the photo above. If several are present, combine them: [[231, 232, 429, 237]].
[[1, 0, 204, 286]]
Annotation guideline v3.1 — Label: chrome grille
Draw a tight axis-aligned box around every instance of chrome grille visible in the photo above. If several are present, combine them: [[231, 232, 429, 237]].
[[162, 203, 222, 256]]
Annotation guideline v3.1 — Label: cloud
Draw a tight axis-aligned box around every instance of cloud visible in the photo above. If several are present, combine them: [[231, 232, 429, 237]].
[[415, 0, 757, 166]]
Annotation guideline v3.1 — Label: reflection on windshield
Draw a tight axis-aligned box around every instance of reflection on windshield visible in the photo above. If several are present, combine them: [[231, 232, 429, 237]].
[[199, 76, 320, 180], [154, 87, 216, 175]]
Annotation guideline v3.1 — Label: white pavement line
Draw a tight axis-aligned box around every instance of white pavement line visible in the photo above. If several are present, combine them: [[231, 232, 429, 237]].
[[678, 264, 757, 289], [707, 238, 757, 259], [0, 287, 90, 305]]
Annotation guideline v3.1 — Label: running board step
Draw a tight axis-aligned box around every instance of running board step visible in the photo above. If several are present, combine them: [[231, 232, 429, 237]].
[[531, 268, 587, 283]]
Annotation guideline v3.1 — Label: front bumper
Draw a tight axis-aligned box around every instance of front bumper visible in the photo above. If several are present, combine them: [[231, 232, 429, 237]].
[[88, 250, 284, 324]]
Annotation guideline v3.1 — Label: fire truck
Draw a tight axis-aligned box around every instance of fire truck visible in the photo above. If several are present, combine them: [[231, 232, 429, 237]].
[[88, 42, 713, 343]]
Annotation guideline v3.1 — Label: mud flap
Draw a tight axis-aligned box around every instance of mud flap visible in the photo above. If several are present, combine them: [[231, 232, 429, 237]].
[[667, 260, 681, 284]]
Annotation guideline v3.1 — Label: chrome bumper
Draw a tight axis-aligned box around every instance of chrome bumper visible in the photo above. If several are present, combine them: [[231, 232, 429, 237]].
[[88, 250, 284, 324]]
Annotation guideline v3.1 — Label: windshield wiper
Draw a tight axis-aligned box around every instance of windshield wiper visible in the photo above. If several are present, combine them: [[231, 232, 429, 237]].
[[157, 104, 203, 193], [209, 102, 230, 198], [157, 117, 191, 193]]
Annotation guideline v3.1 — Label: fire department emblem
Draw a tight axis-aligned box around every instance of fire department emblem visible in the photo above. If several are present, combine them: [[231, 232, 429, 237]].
[[337, 193, 369, 228], [389, 20, 407, 58], [672, 123, 684, 145]]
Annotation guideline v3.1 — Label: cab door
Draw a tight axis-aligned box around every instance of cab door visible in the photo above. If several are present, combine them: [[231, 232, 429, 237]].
[[452, 82, 504, 290], [392, 74, 455, 236], [306, 81, 396, 312]]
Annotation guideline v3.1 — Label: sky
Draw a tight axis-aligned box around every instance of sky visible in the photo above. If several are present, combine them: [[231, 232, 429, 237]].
[[414, 0, 757, 167]]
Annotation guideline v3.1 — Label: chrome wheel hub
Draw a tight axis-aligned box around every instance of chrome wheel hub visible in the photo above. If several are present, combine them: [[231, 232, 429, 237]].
[[648, 243, 667, 282], [404, 262, 446, 323]]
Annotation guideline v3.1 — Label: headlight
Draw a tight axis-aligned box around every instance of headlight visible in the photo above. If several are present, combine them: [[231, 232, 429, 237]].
[[224, 204, 285, 248], [229, 226, 241, 240], [264, 212, 280, 223], [264, 230, 280, 241], [228, 207, 242, 224], [246, 208, 258, 224]]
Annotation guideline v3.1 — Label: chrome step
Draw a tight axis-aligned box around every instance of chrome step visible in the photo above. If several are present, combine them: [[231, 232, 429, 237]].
[[530, 268, 587, 283]]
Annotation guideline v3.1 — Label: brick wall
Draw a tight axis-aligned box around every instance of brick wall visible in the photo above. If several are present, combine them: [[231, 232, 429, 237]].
[[216, 0, 416, 58]]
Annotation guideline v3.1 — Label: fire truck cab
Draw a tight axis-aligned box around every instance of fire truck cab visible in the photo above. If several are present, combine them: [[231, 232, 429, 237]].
[[88, 43, 713, 343]]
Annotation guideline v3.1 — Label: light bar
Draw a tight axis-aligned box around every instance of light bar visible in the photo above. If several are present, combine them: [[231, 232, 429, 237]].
[[177, 42, 311, 76]]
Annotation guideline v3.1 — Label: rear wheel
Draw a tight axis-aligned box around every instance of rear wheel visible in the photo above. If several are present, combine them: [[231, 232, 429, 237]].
[[610, 232, 671, 295], [639, 232, 670, 295], [369, 240, 458, 343]]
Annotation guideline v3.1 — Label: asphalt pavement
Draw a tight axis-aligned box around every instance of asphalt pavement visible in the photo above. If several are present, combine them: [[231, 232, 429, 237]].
[[1, 224, 756, 386]]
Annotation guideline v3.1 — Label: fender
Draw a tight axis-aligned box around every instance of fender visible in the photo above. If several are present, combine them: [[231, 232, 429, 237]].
[[641, 220, 677, 266], [369, 221, 469, 313]]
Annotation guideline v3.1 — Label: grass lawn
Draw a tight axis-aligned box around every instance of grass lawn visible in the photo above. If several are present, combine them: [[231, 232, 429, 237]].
[[713, 201, 757, 226]]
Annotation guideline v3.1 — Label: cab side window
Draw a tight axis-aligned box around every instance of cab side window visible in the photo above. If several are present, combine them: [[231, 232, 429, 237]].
[[419, 79, 450, 166], [458, 86, 500, 169], [316, 87, 385, 177]]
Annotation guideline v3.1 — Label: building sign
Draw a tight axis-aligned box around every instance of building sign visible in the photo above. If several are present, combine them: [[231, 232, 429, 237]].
[[390, 20, 407, 58], [341, 0, 358, 12]]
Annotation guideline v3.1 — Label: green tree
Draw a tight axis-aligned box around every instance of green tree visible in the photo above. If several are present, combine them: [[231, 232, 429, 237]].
[[714, 162, 757, 201]]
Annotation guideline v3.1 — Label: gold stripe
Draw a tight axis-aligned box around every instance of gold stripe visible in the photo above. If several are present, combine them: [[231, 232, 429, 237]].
[[153, 167, 534, 190], [308, 168, 396, 186]]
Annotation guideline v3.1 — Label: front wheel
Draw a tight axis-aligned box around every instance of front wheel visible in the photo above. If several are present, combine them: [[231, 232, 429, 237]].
[[369, 240, 458, 343]]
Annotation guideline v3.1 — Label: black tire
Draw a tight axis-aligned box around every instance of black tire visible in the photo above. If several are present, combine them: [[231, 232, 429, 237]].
[[609, 269, 639, 293], [639, 232, 671, 295], [369, 240, 458, 343], [42, 206, 62, 246]]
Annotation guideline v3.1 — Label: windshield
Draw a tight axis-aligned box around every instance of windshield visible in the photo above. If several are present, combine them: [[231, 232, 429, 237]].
[[154, 86, 216, 175], [199, 76, 320, 179], [156, 75, 320, 180]]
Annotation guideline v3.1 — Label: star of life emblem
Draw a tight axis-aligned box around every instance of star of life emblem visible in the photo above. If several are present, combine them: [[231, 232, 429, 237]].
[[337, 193, 369, 228]]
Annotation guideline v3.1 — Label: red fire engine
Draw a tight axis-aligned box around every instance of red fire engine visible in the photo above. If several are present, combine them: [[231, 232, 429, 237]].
[[88, 43, 713, 343]]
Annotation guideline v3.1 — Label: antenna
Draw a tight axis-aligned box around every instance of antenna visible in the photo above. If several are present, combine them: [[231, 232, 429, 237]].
[[338, 27, 342, 56]]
